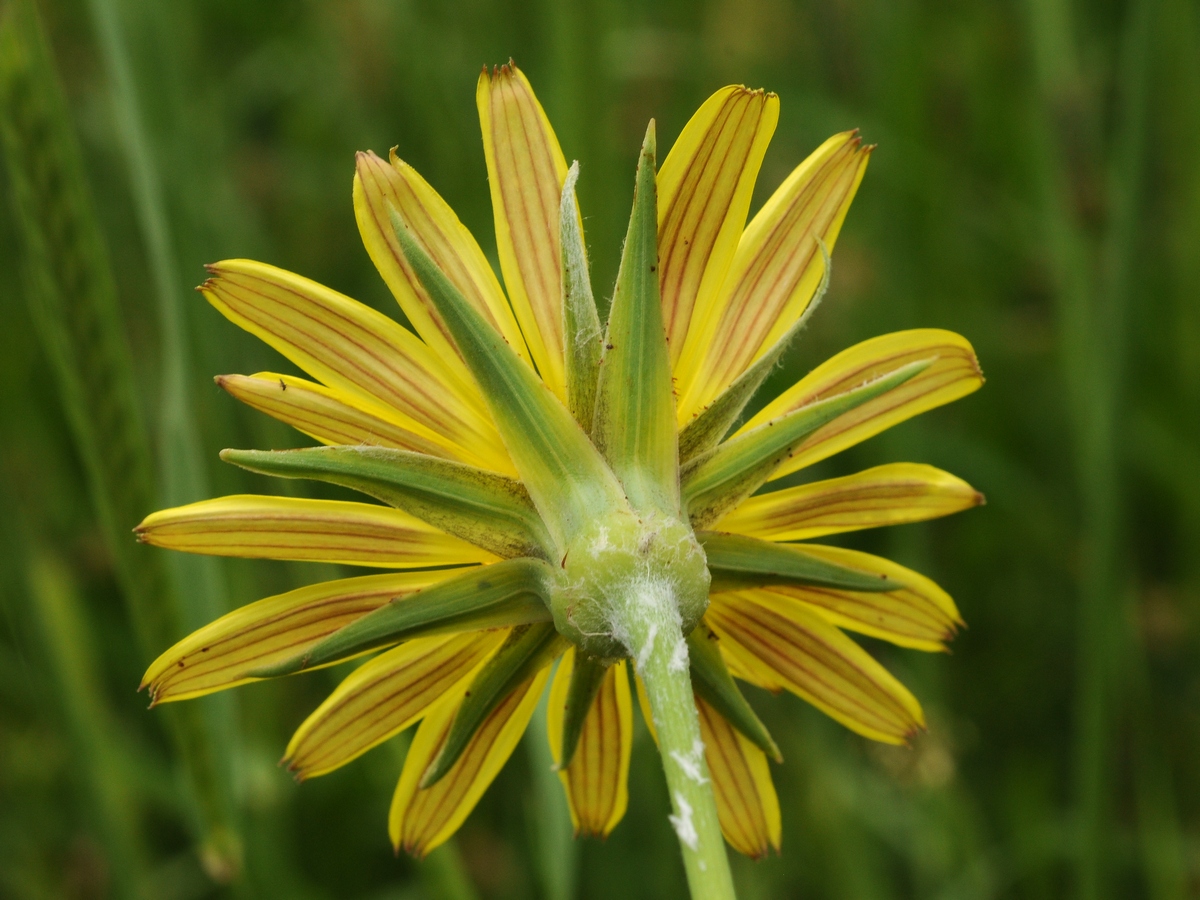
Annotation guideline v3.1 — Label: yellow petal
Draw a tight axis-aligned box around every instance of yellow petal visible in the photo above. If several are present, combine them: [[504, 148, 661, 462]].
[[353, 150, 531, 373], [477, 63, 570, 399], [546, 650, 633, 837], [677, 132, 871, 421], [217, 373, 452, 459], [285, 630, 506, 780], [696, 695, 781, 859], [707, 591, 925, 744], [738, 329, 983, 482], [658, 86, 778, 369], [201, 259, 514, 474], [141, 571, 450, 703], [135, 495, 495, 568], [717, 541, 962, 651], [716, 462, 984, 541], [389, 664, 551, 857]]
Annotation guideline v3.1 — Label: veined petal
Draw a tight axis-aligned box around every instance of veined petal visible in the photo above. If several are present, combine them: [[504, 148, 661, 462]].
[[696, 695, 781, 859], [547, 650, 633, 837], [739, 329, 984, 482], [477, 63, 570, 399], [725, 545, 963, 651], [284, 630, 505, 780], [134, 495, 495, 568], [707, 591, 925, 744], [216, 373, 451, 459], [140, 571, 450, 704], [353, 150, 531, 371], [678, 132, 870, 421], [201, 259, 513, 474], [389, 665, 550, 857], [717, 463, 984, 540], [658, 86, 778, 369]]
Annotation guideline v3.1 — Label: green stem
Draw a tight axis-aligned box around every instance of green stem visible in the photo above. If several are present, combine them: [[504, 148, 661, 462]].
[[616, 581, 736, 900]]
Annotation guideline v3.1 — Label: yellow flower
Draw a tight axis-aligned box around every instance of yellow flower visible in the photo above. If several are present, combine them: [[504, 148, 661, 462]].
[[136, 63, 982, 873]]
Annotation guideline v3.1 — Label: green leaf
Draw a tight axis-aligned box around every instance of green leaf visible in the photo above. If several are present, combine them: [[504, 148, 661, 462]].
[[422, 623, 566, 788], [560, 161, 602, 432], [557, 653, 607, 769], [221, 446, 552, 560], [250, 559, 555, 678], [677, 242, 831, 464], [682, 358, 932, 528], [591, 121, 679, 516], [687, 625, 781, 762], [389, 207, 628, 551], [699, 532, 896, 592]]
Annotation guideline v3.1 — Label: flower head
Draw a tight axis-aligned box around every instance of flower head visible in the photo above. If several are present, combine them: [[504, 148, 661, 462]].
[[137, 62, 983, 865]]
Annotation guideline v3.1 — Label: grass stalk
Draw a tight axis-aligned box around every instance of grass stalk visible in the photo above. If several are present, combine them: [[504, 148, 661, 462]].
[[0, 0, 240, 881]]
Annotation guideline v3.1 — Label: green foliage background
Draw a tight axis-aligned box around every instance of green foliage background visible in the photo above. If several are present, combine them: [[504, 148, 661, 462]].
[[0, 0, 1196, 898]]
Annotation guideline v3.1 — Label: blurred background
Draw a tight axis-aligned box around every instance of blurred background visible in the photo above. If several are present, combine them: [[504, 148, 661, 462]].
[[0, 0, 1196, 897]]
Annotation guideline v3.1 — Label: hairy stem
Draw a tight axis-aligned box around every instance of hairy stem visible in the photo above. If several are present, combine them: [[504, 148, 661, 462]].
[[616, 580, 735, 900]]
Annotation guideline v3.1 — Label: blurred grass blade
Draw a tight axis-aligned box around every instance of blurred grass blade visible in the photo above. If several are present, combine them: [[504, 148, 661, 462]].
[[591, 122, 679, 516], [27, 552, 148, 900], [0, 0, 241, 879], [524, 670, 579, 900]]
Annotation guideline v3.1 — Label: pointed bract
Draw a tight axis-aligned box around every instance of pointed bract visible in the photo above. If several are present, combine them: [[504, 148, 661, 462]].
[[592, 122, 680, 516]]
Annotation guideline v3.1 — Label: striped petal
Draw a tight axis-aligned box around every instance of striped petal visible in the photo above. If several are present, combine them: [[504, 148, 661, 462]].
[[728, 545, 963, 651], [706, 591, 925, 744], [353, 149, 531, 372], [389, 665, 550, 857], [696, 695, 781, 859], [677, 132, 871, 421], [738, 329, 983, 482], [141, 571, 450, 704], [201, 259, 513, 474], [658, 86, 778, 369], [716, 463, 984, 541], [284, 630, 505, 780], [477, 63, 570, 399], [546, 650, 633, 837], [135, 495, 495, 568], [216, 373, 450, 458]]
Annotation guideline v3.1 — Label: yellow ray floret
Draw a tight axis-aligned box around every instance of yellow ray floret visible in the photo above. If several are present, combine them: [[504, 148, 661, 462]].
[[135, 495, 496, 568], [217, 373, 451, 459], [546, 650, 633, 838], [716, 462, 984, 541], [285, 630, 506, 780], [141, 571, 452, 704], [353, 149, 532, 374], [696, 695, 781, 859], [707, 591, 925, 744], [657, 85, 778, 367], [740, 329, 983, 482], [389, 665, 551, 857], [477, 63, 571, 400], [677, 131, 871, 420], [201, 259, 513, 474]]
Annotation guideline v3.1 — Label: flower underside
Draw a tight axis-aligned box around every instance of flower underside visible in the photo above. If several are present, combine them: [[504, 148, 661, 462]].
[[136, 62, 983, 880]]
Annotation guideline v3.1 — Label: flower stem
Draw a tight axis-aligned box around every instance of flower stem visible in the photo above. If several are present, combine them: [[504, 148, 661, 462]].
[[617, 580, 736, 900]]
